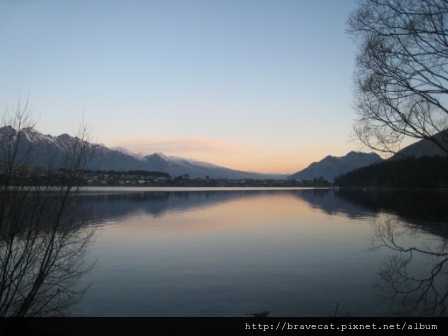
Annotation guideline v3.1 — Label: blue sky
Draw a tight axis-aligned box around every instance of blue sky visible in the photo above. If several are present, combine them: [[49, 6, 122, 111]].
[[0, 0, 359, 174]]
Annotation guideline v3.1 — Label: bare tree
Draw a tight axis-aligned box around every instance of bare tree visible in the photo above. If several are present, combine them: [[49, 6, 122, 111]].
[[0, 100, 96, 332], [348, 3, 448, 301], [347, 0, 448, 157]]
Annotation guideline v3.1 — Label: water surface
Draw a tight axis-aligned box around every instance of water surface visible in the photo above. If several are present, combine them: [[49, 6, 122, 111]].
[[74, 188, 448, 316]]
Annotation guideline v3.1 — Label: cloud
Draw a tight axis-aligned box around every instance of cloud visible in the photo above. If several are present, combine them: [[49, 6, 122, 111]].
[[103, 136, 249, 156], [99, 136, 314, 174]]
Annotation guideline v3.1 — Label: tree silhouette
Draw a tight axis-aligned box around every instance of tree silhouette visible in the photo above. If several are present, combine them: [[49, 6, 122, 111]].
[[0, 100, 96, 333], [347, 0, 448, 156], [347, 2, 448, 316]]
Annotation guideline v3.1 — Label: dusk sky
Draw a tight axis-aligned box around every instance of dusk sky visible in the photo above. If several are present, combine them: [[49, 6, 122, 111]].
[[1, 0, 361, 174]]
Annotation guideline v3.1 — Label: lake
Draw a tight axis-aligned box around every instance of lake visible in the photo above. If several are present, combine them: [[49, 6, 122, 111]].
[[72, 187, 448, 317]]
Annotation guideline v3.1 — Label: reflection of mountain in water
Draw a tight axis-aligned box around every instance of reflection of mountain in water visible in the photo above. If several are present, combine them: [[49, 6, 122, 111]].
[[84, 188, 377, 225], [335, 189, 448, 239], [79, 187, 448, 317], [293, 188, 375, 218], [83, 188, 448, 239], [86, 190, 299, 224]]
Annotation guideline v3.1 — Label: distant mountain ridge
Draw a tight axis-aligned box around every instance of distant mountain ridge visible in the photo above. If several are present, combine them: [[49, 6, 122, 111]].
[[7, 126, 445, 183], [287, 130, 448, 183], [287, 151, 383, 182], [0, 126, 285, 180], [392, 130, 448, 159], [333, 131, 448, 188]]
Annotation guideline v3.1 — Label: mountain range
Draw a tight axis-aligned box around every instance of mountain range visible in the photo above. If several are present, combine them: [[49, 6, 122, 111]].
[[288, 131, 448, 182], [2, 126, 445, 182], [0, 126, 285, 180]]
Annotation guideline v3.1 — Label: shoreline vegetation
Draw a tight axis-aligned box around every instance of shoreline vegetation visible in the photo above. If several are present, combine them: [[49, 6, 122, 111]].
[[0, 166, 330, 188], [3, 154, 448, 189], [334, 155, 448, 189]]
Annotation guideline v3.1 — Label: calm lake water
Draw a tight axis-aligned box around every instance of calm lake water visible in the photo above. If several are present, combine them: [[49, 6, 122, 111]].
[[72, 187, 448, 317]]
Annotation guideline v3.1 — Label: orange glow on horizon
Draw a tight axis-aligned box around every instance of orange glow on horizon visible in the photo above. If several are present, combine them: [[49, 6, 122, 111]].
[[99, 135, 339, 174]]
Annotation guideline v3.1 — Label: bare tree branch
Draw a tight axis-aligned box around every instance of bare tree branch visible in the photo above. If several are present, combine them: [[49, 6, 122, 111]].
[[347, 0, 448, 157], [0, 99, 96, 333]]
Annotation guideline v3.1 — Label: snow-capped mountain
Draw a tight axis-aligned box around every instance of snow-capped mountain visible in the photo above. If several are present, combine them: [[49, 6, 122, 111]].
[[142, 152, 282, 179], [111, 146, 146, 162], [0, 126, 284, 179]]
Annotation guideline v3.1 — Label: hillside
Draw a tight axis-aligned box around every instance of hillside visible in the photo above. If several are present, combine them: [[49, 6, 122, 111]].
[[288, 151, 382, 182], [334, 155, 448, 188], [392, 130, 448, 159], [335, 131, 448, 188]]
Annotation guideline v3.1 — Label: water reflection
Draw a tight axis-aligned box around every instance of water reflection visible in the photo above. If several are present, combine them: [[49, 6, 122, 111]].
[[86, 189, 310, 223], [76, 188, 448, 316], [335, 188, 448, 316], [86, 188, 376, 224], [369, 215, 448, 316]]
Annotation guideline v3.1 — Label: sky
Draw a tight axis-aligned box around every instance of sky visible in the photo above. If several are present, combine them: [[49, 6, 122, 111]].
[[0, 0, 360, 174]]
